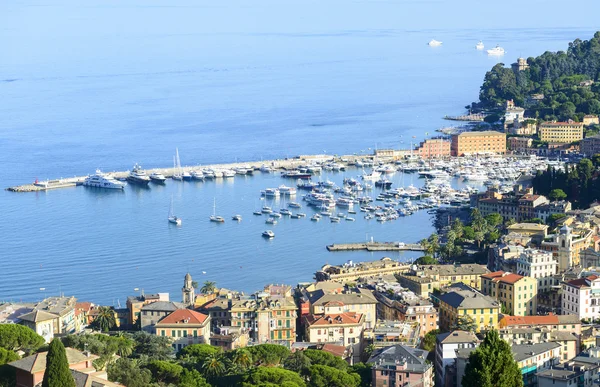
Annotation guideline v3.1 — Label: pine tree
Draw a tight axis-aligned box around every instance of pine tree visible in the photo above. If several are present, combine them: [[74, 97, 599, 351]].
[[462, 330, 523, 387], [42, 339, 76, 387]]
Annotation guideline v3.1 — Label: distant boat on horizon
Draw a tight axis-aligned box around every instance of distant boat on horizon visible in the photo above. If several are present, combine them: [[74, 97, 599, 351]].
[[428, 39, 442, 47], [487, 45, 505, 56], [476, 41, 484, 50], [168, 195, 182, 226]]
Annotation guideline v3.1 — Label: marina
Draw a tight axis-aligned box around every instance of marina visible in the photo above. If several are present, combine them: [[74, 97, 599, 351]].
[[326, 242, 424, 252]]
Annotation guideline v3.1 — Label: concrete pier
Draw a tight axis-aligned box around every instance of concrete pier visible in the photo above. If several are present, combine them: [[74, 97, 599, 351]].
[[6, 154, 365, 193], [326, 242, 424, 252]]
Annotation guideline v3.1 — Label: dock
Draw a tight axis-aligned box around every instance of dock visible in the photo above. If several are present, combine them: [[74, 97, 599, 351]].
[[443, 113, 486, 122], [326, 242, 424, 252], [5, 154, 364, 193]]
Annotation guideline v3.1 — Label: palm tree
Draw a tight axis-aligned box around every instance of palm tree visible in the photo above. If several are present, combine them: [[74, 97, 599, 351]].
[[232, 349, 252, 371], [201, 352, 226, 379], [116, 338, 134, 358], [200, 281, 217, 294], [91, 306, 116, 332]]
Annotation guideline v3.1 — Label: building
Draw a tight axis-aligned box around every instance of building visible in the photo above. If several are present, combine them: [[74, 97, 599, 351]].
[[508, 136, 533, 153], [506, 223, 549, 240], [9, 348, 99, 387], [541, 225, 593, 271], [562, 275, 600, 320], [583, 114, 599, 127], [581, 248, 600, 268], [488, 243, 526, 273], [437, 284, 501, 332], [306, 287, 377, 329], [369, 345, 434, 387], [17, 310, 57, 343], [472, 186, 552, 222], [199, 297, 232, 329], [210, 326, 250, 351], [140, 301, 184, 332], [413, 138, 451, 159], [370, 320, 421, 348], [511, 58, 530, 72], [450, 130, 507, 157], [373, 290, 438, 336], [539, 121, 584, 143], [126, 292, 169, 326], [535, 201, 572, 223], [537, 360, 600, 387], [498, 313, 581, 335], [581, 134, 600, 156], [315, 257, 410, 282], [155, 309, 211, 352], [518, 194, 550, 222], [516, 249, 558, 293], [397, 264, 489, 297], [181, 273, 195, 307], [435, 330, 479, 386], [480, 271, 537, 316]]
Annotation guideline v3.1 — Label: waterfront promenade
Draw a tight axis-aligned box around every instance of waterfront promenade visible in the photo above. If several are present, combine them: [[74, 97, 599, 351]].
[[326, 242, 424, 252]]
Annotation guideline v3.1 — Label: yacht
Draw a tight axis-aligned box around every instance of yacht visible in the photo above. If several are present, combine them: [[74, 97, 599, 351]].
[[375, 178, 392, 188], [280, 208, 292, 216], [168, 195, 182, 226], [260, 165, 274, 173], [262, 188, 280, 198], [311, 214, 321, 221], [232, 215, 242, 221], [182, 170, 192, 181], [149, 171, 167, 183], [209, 199, 225, 223], [476, 41, 484, 50], [83, 170, 126, 190], [487, 45, 505, 56], [288, 202, 302, 208], [428, 39, 442, 46], [191, 170, 205, 181], [278, 185, 297, 196], [265, 217, 277, 225], [262, 230, 275, 238], [126, 163, 151, 185], [361, 170, 381, 181], [253, 210, 262, 216], [261, 206, 273, 214]]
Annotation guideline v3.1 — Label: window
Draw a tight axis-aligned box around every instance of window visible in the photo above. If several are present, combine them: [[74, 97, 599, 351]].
[[193, 330, 198, 338], [171, 330, 176, 337], [161, 330, 165, 337], [183, 330, 187, 337]]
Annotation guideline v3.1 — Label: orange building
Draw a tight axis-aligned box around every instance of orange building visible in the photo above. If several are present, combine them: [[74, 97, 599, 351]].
[[414, 138, 451, 159], [155, 309, 211, 352], [450, 131, 506, 156]]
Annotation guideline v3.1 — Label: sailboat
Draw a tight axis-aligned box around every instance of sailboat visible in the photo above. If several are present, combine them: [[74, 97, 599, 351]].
[[172, 151, 182, 181], [168, 195, 182, 225], [209, 198, 225, 223]]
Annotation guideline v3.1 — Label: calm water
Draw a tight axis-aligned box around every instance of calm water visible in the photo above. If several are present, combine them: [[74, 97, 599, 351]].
[[1, 0, 598, 304]]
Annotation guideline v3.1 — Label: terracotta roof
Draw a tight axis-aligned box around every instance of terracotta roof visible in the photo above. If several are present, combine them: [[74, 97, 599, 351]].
[[156, 309, 209, 325], [9, 348, 98, 373], [321, 344, 347, 358], [566, 275, 598, 288], [481, 271, 504, 279], [481, 271, 524, 285], [501, 315, 559, 326], [520, 194, 542, 202], [305, 312, 363, 326], [323, 300, 345, 307]]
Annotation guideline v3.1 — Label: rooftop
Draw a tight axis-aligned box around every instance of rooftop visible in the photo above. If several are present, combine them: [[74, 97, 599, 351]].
[[305, 312, 364, 327], [481, 271, 525, 285], [156, 309, 209, 326], [437, 330, 479, 345], [456, 130, 506, 137], [18, 309, 58, 323], [512, 342, 561, 363], [140, 301, 184, 312], [438, 286, 500, 309], [507, 223, 549, 231], [9, 348, 98, 374], [368, 345, 430, 373]]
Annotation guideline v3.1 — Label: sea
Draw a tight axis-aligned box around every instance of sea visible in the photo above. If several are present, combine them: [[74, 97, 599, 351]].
[[1, 0, 598, 305]]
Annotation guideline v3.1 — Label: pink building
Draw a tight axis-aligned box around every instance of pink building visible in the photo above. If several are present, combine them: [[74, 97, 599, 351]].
[[368, 345, 434, 387], [414, 138, 451, 159]]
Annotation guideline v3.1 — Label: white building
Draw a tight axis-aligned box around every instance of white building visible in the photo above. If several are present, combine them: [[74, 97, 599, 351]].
[[516, 249, 558, 292], [562, 275, 600, 320], [434, 330, 479, 386]]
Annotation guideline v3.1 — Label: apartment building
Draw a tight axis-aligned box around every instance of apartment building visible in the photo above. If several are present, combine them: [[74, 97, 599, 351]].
[[450, 130, 506, 156], [541, 225, 593, 271], [438, 285, 501, 332], [516, 249, 558, 293], [434, 330, 479, 386], [539, 121, 584, 143], [480, 271, 537, 316], [370, 345, 434, 387], [155, 309, 211, 352], [562, 275, 600, 320]]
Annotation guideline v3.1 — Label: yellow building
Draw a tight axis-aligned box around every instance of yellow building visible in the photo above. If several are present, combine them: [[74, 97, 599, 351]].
[[539, 121, 584, 143], [155, 309, 211, 352], [450, 131, 506, 157], [437, 285, 500, 332], [480, 271, 537, 316]]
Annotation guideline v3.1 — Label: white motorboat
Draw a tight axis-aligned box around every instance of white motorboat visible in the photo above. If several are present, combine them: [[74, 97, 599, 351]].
[[260, 165, 274, 173], [428, 39, 442, 46], [278, 185, 297, 196], [345, 217, 355, 221], [487, 45, 505, 56], [168, 195, 182, 226], [222, 169, 236, 178], [83, 170, 126, 190], [280, 209, 292, 216], [253, 210, 262, 216], [311, 214, 321, 221], [262, 188, 280, 198], [262, 230, 275, 238], [232, 215, 242, 221], [476, 41, 484, 50], [191, 170, 205, 181], [288, 202, 302, 208], [265, 217, 277, 225], [330, 216, 341, 223], [149, 171, 167, 183], [261, 206, 273, 214], [361, 170, 381, 181]]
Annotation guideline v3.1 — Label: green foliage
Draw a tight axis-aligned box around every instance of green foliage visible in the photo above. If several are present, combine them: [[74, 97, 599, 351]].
[[200, 281, 217, 294], [477, 32, 600, 122], [421, 329, 440, 352], [145, 360, 183, 385], [484, 213, 503, 228], [62, 333, 134, 358], [462, 330, 523, 387], [242, 366, 306, 387], [415, 255, 438, 265], [177, 343, 221, 363], [283, 351, 312, 373], [0, 364, 16, 387], [247, 344, 291, 366], [349, 363, 372, 387], [108, 358, 153, 387], [302, 349, 348, 371], [549, 188, 567, 201], [200, 352, 227, 379], [0, 348, 18, 366], [547, 213, 567, 227], [452, 315, 478, 332], [0, 324, 45, 355], [533, 158, 598, 209], [305, 365, 360, 387], [42, 339, 76, 387], [90, 306, 117, 332], [180, 369, 211, 387], [131, 332, 172, 360]]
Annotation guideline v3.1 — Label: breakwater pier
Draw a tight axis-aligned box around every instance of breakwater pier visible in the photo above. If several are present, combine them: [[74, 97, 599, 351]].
[[326, 242, 424, 252]]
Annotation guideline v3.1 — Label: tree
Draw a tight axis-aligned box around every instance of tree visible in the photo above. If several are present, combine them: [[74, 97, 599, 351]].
[[421, 329, 440, 352], [179, 369, 211, 387], [242, 366, 306, 387], [452, 315, 477, 332], [592, 153, 600, 167], [0, 348, 18, 366], [200, 352, 226, 379], [200, 281, 217, 294], [131, 332, 172, 360], [90, 306, 116, 332], [177, 343, 220, 363], [42, 339, 76, 387], [284, 351, 312, 373], [549, 188, 567, 201], [247, 344, 290, 366], [306, 365, 360, 387], [0, 324, 45, 355], [145, 360, 183, 385], [349, 363, 372, 387], [547, 213, 567, 226], [484, 213, 503, 228], [462, 330, 523, 387], [415, 255, 437, 265], [232, 348, 253, 371], [303, 349, 348, 370], [108, 358, 153, 387]]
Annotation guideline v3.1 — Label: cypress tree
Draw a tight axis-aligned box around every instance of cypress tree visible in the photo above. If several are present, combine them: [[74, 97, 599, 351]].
[[42, 339, 75, 387]]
